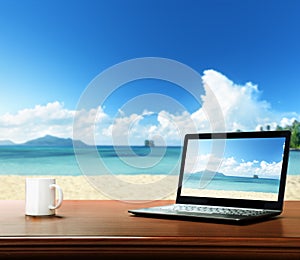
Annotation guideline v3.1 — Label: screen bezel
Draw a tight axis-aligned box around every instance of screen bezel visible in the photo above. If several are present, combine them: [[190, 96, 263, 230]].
[[176, 131, 291, 210]]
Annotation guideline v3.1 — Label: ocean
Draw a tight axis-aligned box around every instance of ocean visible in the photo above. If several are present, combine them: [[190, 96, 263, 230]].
[[183, 172, 280, 193], [0, 146, 182, 176], [0, 146, 299, 194]]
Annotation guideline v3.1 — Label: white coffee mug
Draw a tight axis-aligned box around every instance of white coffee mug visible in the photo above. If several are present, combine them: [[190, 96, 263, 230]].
[[25, 178, 63, 216]]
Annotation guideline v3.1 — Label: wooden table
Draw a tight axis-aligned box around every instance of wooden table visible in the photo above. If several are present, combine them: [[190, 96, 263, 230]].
[[0, 200, 299, 259]]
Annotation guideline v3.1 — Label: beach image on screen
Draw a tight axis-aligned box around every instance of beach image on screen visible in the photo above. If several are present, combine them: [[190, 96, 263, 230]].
[[181, 137, 286, 201]]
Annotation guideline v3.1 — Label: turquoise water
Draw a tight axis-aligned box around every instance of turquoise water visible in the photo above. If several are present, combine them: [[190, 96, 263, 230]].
[[183, 172, 280, 193], [0, 146, 181, 176], [0, 146, 299, 177], [286, 150, 300, 175]]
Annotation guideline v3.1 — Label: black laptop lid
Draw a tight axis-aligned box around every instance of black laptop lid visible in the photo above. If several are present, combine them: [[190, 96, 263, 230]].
[[176, 131, 291, 211]]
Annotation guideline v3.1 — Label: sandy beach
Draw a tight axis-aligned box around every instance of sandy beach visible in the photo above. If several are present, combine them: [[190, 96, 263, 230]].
[[0, 175, 179, 201], [0, 175, 299, 201]]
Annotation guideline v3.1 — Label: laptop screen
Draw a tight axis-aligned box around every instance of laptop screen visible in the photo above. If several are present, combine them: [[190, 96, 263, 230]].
[[179, 132, 290, 202]]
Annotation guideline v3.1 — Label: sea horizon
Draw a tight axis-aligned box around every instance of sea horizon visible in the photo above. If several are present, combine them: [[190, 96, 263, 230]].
[[0, 145, 299, 176]]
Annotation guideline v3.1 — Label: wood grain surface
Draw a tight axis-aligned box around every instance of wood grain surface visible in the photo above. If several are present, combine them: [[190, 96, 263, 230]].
[[0, 200, 299, 259]]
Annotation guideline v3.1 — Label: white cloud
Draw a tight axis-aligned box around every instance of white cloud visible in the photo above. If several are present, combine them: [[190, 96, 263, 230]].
[[0, 102, 73, 143], [73, 106, 109, 144], [279, 117, 297, 128], [0, 101, 74, 126], [1, 69, 299, 145], [201, 70, 270, 131], [186, 153, 222, 174], [187, 154, 282, 179], [101, 113, 143, 145], [0, 101, 108, 144], [97, 109, 198, 146], [219, 157, 282, 179]]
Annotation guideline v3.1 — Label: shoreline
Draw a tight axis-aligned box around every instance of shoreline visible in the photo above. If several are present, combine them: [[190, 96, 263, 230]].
[[0, 174, 299, 200], [290, 148, 300, 152]]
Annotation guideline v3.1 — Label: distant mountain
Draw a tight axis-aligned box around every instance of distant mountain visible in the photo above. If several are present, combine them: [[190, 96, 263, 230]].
[[192, 170, 226, 178], [22, 135, 89, 147], [0, 140, 15, 146]]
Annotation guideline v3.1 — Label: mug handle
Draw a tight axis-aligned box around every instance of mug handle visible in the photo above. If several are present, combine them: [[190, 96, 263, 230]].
[[48, 184, 64, 210]]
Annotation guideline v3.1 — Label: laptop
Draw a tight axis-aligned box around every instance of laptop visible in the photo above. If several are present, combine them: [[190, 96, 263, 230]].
[[129, 130, 291, 223]]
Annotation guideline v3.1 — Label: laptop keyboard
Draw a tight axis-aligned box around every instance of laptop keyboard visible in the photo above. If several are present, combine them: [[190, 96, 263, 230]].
[[168, 204, 267, 217]]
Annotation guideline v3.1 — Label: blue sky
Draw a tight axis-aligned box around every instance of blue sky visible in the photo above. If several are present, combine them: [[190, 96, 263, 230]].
[[185, 137, 285, 178], [222, 138, 286, 162], [0, 0, 300, 144]]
